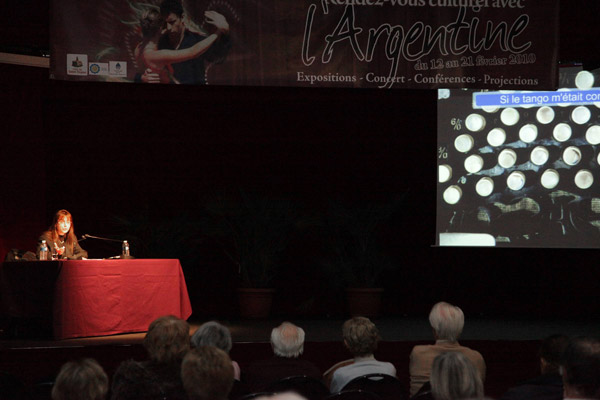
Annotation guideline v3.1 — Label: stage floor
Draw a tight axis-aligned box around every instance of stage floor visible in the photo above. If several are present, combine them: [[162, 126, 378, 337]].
[[2, 316, 599, 348]]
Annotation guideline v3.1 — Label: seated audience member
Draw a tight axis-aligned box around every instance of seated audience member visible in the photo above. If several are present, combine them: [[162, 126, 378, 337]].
[[409, 302, 486, 396], [499, 334, 568, 400], [112, 315, 190, 400], [191, 320, 241, 380], [329, 316, 396, 393], [430, 352, 483, 400], [181, 346, 234, 400], [244, 321, 321, 392], [52, 358, 108, 400], [561, 336, 600, 400], [110, 360, 163, 400]]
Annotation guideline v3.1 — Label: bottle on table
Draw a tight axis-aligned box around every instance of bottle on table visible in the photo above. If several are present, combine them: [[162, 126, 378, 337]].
[[122, 240, 130, 258], [40, 240, 49, 261]]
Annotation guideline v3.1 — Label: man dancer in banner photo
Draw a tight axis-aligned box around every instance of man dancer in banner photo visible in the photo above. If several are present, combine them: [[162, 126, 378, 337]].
[[142, 0, 231, 84]]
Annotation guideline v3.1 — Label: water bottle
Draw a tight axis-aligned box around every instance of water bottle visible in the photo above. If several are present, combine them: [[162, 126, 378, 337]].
[[122, 240, 130, 258], [40, 240, 49, 261]]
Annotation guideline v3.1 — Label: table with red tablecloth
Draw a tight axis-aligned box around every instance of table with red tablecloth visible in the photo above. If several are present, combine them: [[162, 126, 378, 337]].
[[0, 259, 192, 339]]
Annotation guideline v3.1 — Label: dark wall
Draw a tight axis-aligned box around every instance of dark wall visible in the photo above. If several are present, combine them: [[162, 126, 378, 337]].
[[1, 1, 600, 319]]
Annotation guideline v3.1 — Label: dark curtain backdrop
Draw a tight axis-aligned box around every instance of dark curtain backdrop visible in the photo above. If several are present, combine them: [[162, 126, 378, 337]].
[[1, 1, 600, 318]]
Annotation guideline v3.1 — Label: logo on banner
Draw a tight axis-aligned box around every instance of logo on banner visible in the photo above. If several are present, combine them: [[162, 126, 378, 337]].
[[89, 62, 109, 76], [66, 54, 88, 76], [109, 61, 127, 77]]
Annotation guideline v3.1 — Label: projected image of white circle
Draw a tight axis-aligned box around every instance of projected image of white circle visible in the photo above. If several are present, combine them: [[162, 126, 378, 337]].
[[438, 165, 452, 183], [443, 185, 462, 204], [498, 149, 517, 169], [519, 124, 538, 143], [572, 106, 591, 125], [536, 106, 555, 125], [530, 146, 549, 166], [454, 134, 474, 153], [586, 126, 600, 145], [563, 146, 582, 166], [476, 177, 494, 197], [500, 108, 519, 126], [575, 70, 594, 89], [464, 155, 484, 173], [541, 169, 560, 189], [575, 170, 594, 189], [553, 123, 572, 142], [487, 128, 506, 147], [507, 171, 526, 191], [465, 114, 486, 132]]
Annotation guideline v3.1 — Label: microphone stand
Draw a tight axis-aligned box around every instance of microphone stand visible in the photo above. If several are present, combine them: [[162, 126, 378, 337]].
[[82, 234, 135, 259]]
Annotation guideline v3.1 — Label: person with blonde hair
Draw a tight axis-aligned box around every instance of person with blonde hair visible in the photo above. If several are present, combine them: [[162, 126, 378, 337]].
[[430, 352, 483, 400], [52, 358, 108, 400], [409, 302, 486, 396], [329, 317, 396, 393]]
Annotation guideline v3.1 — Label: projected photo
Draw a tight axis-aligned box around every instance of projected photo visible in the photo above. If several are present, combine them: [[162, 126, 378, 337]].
[[437, 68, 600, 247]]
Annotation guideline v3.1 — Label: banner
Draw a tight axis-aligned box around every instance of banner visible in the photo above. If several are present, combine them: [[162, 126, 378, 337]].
[[50, 0, 559, 89], [437, 67, 600, 247]]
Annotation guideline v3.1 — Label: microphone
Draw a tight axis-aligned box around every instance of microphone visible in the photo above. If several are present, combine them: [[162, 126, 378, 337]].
[[83, 234, 135, 259], [82, 234, 123, 243]]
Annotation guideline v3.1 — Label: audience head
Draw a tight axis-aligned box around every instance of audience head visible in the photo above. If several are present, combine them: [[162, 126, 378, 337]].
[[271, 321, 305, 358], [191, 321, 233, 353], [561, 336, 600, 399], [539, 334, 569, 374], [429, 301, 465, 342], [342, 316, 380, 358], [51, 358, 108, 400], [143, 315, 190, 364], [110, 360, 163, 400], [181, 346, 234, 400], [430, 351, 483, 400]]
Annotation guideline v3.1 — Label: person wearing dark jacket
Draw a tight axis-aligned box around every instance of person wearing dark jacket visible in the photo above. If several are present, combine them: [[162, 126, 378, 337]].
[[499, 334, 568, 400], [37, 209, 87, 260]]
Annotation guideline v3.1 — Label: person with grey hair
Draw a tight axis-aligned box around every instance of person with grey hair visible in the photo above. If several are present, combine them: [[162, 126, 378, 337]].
[[244, 322, 320, 392], [430, 351, 484, 400], [191, 321, 240, 380], [409, 302, 486, 396]]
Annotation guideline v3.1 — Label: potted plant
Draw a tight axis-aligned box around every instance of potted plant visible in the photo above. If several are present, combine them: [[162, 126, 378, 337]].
[[201, 190, 300, 318], [322, 199, 400, 317]]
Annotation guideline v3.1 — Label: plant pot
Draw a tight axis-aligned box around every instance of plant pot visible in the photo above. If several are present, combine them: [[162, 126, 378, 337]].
[[345, 288, 384, 318], [237, 288, 275, 319]]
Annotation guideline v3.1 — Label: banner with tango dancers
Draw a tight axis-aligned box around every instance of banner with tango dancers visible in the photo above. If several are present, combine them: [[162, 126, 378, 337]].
[[50, 0, 559, 89]]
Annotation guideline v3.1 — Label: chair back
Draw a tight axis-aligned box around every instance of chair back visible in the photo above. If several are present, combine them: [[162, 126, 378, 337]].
[[235, 392, 275, 400], [324, 389, 381, 400], [265, 375, 329, 400], [410, 381, 432, 400], [342, 373, 406, 400]]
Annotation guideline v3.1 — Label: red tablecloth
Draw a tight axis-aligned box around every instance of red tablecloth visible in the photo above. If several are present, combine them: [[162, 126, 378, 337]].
[[53, 259, 192, 339], [0, 259, 192, 340]]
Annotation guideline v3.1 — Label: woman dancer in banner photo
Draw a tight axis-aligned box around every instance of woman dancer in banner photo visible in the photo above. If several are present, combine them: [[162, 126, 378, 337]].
[[37, 209, 87, 260], [135, 8, 228, 83]]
